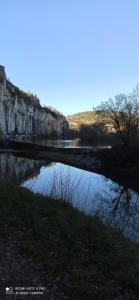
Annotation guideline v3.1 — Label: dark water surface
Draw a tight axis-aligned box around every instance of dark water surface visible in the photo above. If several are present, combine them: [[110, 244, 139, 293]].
[[0, 154, 139, 242]]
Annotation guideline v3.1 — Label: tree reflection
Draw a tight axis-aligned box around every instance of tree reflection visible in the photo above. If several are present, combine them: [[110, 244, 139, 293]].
[[96, 179, 139, 242]]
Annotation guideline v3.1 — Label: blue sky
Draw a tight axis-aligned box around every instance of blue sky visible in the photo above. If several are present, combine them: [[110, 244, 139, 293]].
[[1, 0, 139, 115]]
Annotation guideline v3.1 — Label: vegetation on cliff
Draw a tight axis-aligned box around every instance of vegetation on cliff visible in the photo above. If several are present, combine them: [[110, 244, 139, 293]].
[[6, 80, 40, 106], [6, 79, 65, 121]]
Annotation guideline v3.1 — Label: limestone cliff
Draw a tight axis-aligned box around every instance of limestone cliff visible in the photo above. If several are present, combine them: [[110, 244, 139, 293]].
[[0, 66, 69, 137]]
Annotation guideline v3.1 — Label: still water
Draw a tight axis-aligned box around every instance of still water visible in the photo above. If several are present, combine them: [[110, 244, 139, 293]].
[[0, 154, 139, 242], [29, 138, 111, 149]]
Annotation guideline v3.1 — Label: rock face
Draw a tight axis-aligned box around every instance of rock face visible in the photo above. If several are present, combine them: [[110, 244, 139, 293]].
[[0, 66, 69, 137]]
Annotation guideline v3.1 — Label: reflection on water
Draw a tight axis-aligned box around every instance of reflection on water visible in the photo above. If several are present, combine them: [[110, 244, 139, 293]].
[[29, 138, 111, 149], [0, 154, 139, 242], [95, 181, 139, 242], [31, 139, 81, 148], [0, 154, 51, 182]]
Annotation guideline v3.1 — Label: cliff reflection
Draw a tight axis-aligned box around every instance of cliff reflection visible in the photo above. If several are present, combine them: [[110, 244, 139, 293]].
[[0, 154, 53, 182]]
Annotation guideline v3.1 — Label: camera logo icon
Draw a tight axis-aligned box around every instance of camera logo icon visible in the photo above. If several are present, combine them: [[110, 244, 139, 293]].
[[6, 287, 14, 295]]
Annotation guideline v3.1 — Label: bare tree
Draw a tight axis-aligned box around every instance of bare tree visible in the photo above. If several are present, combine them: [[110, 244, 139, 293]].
[[94, 85, 139, 147]]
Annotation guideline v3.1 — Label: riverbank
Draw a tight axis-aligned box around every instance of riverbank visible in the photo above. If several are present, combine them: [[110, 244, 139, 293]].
[[0, 180, 139, 299]]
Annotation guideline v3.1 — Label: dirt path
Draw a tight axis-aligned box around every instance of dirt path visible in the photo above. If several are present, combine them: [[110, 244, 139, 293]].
[[0, 239, 73, 300]]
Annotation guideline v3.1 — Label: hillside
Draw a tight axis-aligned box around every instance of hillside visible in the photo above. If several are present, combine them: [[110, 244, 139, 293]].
[[66, 111, 115, 142], [66, 111, 99, 132]]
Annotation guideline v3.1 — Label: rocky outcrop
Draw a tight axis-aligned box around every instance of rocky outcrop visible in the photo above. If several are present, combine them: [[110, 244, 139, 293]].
[[0, 66, 69, 137]]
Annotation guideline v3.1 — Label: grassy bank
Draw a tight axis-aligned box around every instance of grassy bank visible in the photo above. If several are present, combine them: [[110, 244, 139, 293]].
[[0, 180, 139, 299]]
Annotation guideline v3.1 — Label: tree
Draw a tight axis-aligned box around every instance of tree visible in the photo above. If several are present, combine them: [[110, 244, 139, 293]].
[[94, 85, 139, 147], [79, 123, 107, 142]]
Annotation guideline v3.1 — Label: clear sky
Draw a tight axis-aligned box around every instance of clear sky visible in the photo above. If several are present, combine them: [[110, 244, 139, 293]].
[[1, 0, 139, 116]]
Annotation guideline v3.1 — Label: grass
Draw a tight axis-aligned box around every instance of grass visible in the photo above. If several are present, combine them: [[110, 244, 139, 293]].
[[0, 179, 139, 299]]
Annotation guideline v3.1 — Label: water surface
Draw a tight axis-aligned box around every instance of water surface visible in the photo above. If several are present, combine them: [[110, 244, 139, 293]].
[[29, 138, 111, 149]]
